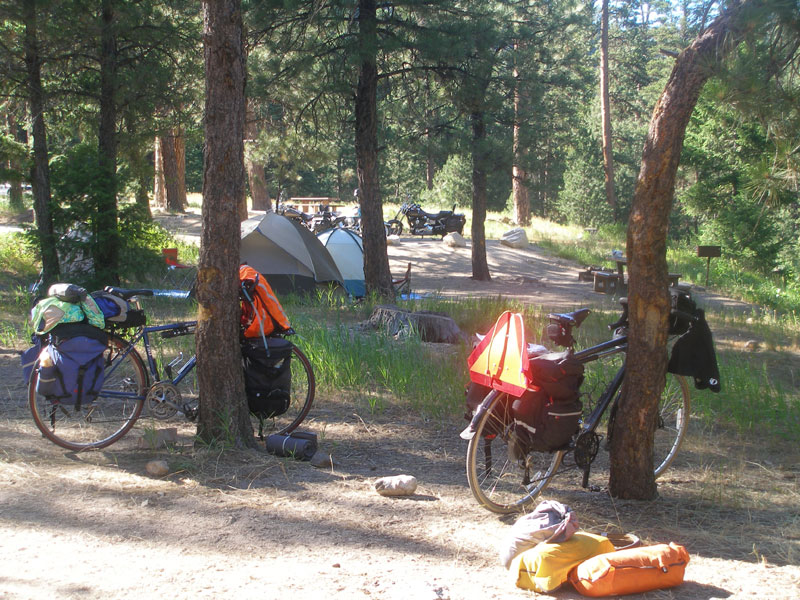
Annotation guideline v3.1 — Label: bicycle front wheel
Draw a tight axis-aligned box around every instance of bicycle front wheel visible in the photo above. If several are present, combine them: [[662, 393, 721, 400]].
[[653, 374, 690, 477], [466, 393, 564, 514], [251, 343, 316, 437], [29, 335, 148, 451]]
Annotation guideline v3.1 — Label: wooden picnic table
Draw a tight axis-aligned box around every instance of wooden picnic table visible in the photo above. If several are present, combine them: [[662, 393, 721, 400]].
[[608, 255, 682, 288]]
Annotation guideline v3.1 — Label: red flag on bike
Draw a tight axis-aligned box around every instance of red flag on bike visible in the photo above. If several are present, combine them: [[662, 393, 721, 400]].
[[467, 311, 530, 397]]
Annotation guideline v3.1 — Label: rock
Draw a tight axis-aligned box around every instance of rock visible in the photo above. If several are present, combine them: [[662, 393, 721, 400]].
[[374, 474, 417, 496], [310, 452, 334, 469], [145, 460, 170, 477], [443, 232, 467, 248], [744, 340, 760, 352], [501, 227, 529, 249], [386, 235, 401, 246]]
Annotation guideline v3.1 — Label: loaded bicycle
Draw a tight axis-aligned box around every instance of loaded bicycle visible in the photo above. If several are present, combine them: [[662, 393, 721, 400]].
[[463, 292, 710, 514], [27, 286, 315, 452]]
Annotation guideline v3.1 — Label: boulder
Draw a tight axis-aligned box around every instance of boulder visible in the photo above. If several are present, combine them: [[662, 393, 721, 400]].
[[501, 227, 529, 249], [443, 232, 467, 248]]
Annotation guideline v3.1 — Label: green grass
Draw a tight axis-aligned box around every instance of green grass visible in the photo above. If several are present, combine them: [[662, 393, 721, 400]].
[[4, 203, 800, 443]]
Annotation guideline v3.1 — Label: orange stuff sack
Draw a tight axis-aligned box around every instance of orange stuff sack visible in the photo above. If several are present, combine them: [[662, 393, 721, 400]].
[[568, 542, 690, 597], [239, 265, 291, 338]]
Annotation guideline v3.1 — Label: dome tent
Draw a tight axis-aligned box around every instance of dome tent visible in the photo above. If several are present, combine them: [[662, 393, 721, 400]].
[[316, 227, 365, 298], [240, 211, 344, 295]]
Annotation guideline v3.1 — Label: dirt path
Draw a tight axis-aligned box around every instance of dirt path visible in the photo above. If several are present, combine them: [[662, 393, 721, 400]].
[[2, 211, 798, 599]]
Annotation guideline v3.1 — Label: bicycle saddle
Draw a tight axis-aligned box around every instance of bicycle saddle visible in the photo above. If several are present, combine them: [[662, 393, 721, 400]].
[[547, 308, 591, 328]]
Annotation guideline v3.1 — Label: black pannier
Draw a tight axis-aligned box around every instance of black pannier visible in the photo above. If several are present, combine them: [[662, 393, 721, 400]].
[[511, 353, 585, 452], [511, 390, 582, 453], [527, 352, 585, 400], [241, 337, 293, 418]]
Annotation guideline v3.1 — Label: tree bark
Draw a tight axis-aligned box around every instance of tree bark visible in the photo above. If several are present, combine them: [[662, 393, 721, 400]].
[[23, 0, 59, 285], [470, 110, 491, 281], [153, 136, 166, 209], [355, 0, 393, 298], [512, 61, 531, 227], [197, 0, 253, 448], [600, 0, 618, 221], [96, 0, 120, 285], [160, 129, 186, 212], [245, 98, 271, 212], [610, 0, 754, 499]]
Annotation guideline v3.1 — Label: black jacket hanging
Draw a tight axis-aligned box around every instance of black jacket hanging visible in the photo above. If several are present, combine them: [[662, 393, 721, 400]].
[[668, 308, 721, 392]]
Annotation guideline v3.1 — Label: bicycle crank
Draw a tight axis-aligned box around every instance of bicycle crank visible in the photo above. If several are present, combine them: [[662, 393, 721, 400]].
[[574, 431, 600, 470], [146, 382, 182, 420]]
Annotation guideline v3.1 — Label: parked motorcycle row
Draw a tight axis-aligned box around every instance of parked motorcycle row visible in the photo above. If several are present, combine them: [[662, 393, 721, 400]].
[[278, 200, 466, 239]]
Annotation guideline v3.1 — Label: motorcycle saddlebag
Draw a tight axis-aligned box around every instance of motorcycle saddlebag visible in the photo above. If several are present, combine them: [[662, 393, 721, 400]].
[[444, 214, 466, 233], [568, 542, 690, 597]]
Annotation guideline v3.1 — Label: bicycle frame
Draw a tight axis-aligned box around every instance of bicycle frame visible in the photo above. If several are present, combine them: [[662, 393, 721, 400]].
[[102, 320, 198, 401]]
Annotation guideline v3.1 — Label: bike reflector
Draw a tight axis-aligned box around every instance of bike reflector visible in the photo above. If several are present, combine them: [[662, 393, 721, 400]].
[[468, 311, 530, 397]]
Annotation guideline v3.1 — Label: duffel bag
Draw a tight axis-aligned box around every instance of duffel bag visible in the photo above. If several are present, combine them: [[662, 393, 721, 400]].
[[241, 337, 293, 418], [568, 542, 690, 597]]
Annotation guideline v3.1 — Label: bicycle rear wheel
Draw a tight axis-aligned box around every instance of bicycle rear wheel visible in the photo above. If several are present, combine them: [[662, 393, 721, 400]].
[[29, 335, 148, 451], [653, 374, 690, 477], [465, 392, 564, 514], [251, 343, 315, 438]]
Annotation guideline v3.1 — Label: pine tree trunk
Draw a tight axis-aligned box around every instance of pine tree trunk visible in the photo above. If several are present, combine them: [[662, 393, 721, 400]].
[[153, 136, 166, 208], [160, 130, 185, 212], [470, 111, 491, 281], [610, 1, 752, 499], [23, 0, 59, 284], [355, 0, 393, 298], [96, 0, 120, 285], [600, 0, 618, 221], [197, 0, 253, 448], [512, 57, 530, 226], [245, 99, 271, 212], [173, 128, 187, 210]]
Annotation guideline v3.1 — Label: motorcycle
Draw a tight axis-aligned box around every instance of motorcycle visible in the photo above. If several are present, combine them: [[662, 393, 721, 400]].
[[386, 202, 466, 238], [278, 204, 345, 234]]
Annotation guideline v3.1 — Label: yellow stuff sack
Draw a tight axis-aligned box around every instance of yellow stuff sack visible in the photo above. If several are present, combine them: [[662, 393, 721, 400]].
[[510, 532, 615, 593], [568, 542, 690, 597]]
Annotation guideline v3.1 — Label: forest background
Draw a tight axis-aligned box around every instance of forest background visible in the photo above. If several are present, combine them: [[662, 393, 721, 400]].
[[0, 0, 798, 311]]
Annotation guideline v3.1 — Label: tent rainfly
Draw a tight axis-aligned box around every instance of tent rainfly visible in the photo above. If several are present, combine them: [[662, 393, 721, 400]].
[[317, 227, 365, 298], [240, 211, 344, 295]]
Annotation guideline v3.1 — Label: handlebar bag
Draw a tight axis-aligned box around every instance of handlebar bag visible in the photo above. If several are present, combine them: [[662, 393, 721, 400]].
[[568, 542, 690, 597], [241, 337, 292, 418], [34, 323, 108, 409]]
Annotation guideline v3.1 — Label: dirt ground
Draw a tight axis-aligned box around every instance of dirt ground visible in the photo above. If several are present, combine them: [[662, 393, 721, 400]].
[[1, 210, 798, 599]]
